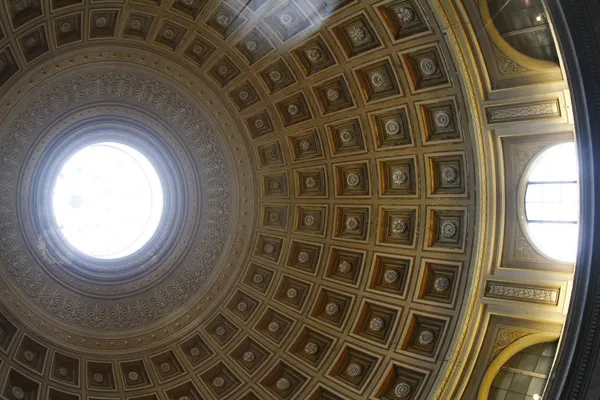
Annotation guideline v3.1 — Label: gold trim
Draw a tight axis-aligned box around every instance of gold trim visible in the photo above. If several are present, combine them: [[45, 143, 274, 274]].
[[427, 0, 491, 398]]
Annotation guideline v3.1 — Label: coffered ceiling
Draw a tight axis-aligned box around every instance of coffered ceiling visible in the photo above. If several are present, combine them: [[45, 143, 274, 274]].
[[0, 0, 575, 399]]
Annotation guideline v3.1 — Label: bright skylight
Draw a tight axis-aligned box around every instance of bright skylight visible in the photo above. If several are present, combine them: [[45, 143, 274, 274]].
[[524, 142, 579, 262], [52, 142, 164, 260]]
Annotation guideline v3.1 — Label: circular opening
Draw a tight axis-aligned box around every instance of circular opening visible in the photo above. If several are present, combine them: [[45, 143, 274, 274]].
[[523, 142, 579, 262], [52, 142, 164, 260]]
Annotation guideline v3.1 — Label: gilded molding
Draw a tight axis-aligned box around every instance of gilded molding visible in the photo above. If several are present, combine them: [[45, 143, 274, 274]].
[[427, 0, 491, 398]]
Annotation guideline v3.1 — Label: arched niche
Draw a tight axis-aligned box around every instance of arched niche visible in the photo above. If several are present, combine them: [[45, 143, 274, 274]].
[[478, 332, 560, 399], [480, 0, 560, 71]]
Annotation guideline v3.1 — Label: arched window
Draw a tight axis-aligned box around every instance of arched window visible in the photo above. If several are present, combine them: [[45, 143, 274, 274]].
[[522, 142, 578, 262]]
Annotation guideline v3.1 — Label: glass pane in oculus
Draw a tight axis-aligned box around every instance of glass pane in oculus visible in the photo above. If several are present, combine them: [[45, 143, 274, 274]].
[[52, 142, 164, 260]]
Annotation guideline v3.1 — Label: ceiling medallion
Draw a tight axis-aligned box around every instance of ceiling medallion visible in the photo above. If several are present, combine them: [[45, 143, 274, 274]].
[[297, 251, 310, 263], [305, 177, 317, 188], [371, 72, 386, 87], [420, 58, 438, 76], [396, 7, 415, 23], [163, 29, 175, 39], [218, 65, 229, 75], [345, 217, 359, 231], [263, 243, 275, 254], [24, 35, 37, 48], [434, 110, 452, 128], [299, 139, 311, 151], [93, 372, 104, 383], [327, 88, 341, 102], [385, 120, 401, 135], [160, 362, 171, 373], [442, 166, 459, 183], [95, 16, 108, 28], [243, 351, 255, 362], [11, 387, 24, 400], [346, 173, 361, 187], [278, 13, 295, 26], [216, 14, 230, 27], [340, 130, 354, 142], [238, 90, 249, 100], [189, 347, 201, 357], [349, 26, 367, 43], [60, 22, 72, 33], [213, 376, 225, 387], [270, 180, 281, 190], [395, 382, 412, 397], [434, 275, 451, 292], [131, 19, 142, 30], [245, 40, 258, 51], [0, 66, 239, 336], [325, 302, 340, 316], [392, 169, 409, 185], [418, 330, 435, 345], [307, 47, 322, 61], [441, 221, 458, 238], [287, 104, 299, 115], [269, 70, 282, 82], [269, 212, 279, 222], [304, 215, 316, 226], [369, 317, 385, 332], [338, 260, 352, 274], [304, 341, 319, 355], [268, 321, 280, 332], [347, 363, 363, 377], [215, 326, 227, 336], [23, 350, 35, 361], [392, 219, 408, 234], [384, 269, 399, 283], [276, 377, 292, 391], [254, 118, 265, 128]]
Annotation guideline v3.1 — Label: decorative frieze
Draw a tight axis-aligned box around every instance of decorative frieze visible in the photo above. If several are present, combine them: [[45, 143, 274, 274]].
[[486, 99, 561, 123], [485, 281, 560, 305]]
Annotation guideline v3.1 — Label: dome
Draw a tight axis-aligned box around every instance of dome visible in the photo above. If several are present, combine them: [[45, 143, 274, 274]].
[[0, 0, 595, 399]]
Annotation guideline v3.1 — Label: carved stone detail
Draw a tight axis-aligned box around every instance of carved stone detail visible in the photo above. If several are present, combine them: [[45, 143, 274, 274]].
[[486, 100, 561, 123], [485, 281, 560, 305], [490, 328, 532, 361]]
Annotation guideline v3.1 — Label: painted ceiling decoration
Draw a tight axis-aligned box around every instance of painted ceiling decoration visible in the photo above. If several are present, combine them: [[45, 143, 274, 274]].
[[0, 0, 582, 399]]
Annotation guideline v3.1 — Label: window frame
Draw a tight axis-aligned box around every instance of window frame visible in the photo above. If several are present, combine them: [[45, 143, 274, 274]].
[[517, 141, 579, 263]]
